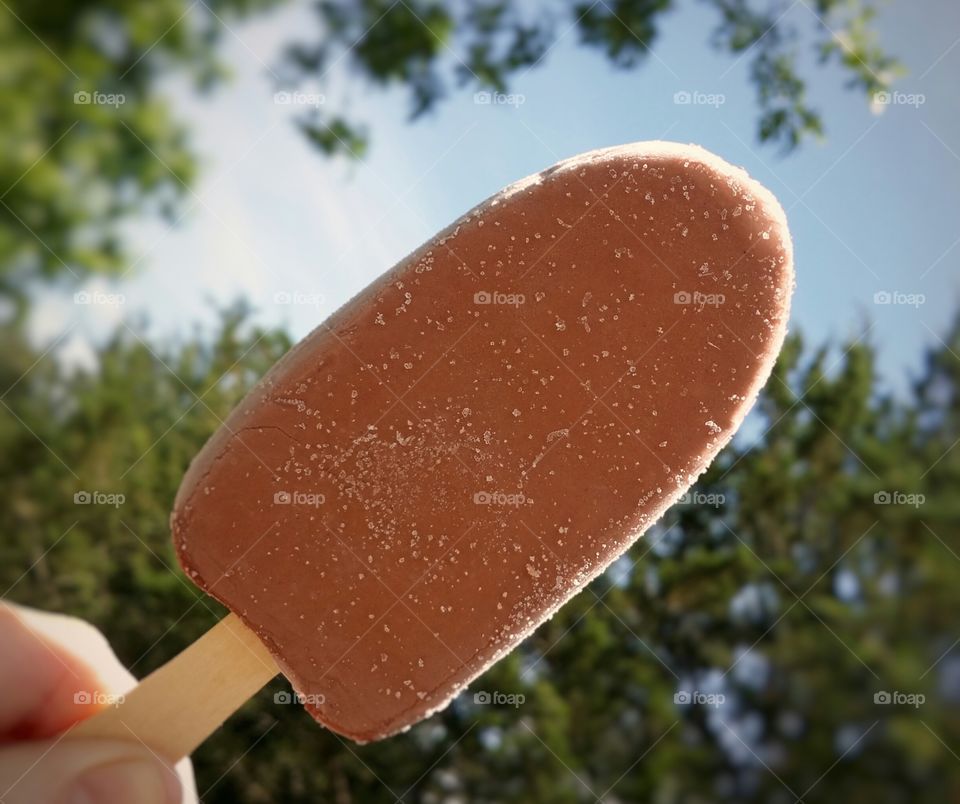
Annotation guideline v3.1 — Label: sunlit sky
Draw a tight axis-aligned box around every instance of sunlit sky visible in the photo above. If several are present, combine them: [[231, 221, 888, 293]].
[[34, 0, 960, 397]]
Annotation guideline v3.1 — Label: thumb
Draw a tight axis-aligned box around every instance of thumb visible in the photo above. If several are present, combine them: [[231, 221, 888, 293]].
[[0, 737, 182, 804]]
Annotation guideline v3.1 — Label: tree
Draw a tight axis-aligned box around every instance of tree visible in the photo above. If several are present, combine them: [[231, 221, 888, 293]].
[[2, 305, 958, 802], [0, 0, 280, 302], [282, 0, 899, 157], [1, 0, 899, 293]]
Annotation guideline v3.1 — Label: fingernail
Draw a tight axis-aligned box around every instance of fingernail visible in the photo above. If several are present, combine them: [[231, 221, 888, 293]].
[[68, 758, 181, 804]]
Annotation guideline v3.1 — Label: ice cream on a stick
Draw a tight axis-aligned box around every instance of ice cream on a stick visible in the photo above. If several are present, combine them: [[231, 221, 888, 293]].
[[73, 141, 793, 757]]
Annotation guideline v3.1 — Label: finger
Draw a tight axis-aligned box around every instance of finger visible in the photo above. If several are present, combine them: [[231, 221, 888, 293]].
[[0, 605, 199, 803], [0, 604, 119, 740], [0, 736, 182, 804]]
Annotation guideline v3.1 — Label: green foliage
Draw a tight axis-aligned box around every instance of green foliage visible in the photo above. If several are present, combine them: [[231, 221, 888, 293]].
[[282, 0, 900, 156], [1, 0, 900, 291], [576, 0, 674, 67], [0, 2, 930, 799], [2, 306, 958, 802], [0, 0, 279, 298]]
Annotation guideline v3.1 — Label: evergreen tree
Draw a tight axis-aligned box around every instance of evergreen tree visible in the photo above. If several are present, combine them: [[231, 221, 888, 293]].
[[2, 309, 957, 802]]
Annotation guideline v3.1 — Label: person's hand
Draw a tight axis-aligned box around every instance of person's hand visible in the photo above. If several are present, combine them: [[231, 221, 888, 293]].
[[0, 602, 196, 804]]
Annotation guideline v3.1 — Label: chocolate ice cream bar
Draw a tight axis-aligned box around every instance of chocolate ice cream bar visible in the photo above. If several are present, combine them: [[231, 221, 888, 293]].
[[171, 141, 793, 742]]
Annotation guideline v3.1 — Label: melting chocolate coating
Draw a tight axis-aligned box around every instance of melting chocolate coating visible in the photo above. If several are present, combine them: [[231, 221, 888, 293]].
[[172, 142, 793, 742]]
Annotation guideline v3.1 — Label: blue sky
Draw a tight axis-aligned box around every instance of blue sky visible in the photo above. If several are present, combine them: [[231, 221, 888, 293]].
[[36, 0, 960, 397]]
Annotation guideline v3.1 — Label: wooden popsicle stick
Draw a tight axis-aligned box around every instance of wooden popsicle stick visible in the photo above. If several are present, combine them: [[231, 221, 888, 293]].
[[70, 613, 279, 761]]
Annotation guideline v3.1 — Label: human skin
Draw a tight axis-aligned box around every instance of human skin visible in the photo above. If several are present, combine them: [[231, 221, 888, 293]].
[[0, 602, 194, 804]]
